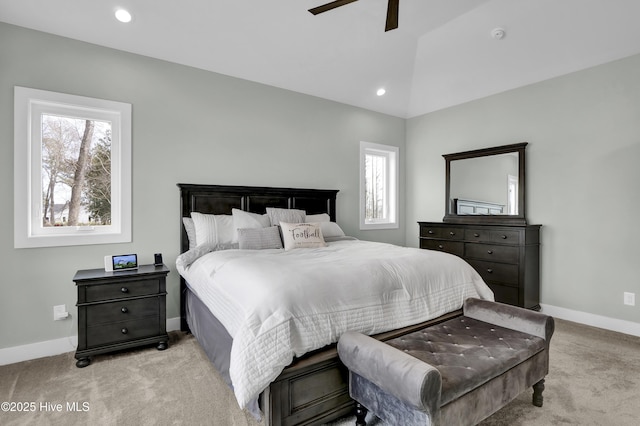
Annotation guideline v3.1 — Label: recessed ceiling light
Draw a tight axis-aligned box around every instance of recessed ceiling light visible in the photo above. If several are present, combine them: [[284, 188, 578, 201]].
[[115, 9, 132, 23], [491, 28, 506, 40], [376, 88, 386, 96]]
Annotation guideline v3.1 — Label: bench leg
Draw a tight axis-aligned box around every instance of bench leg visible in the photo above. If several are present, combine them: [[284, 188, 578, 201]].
[[532, 379, 545, 407], [355, 402, 368, 426]]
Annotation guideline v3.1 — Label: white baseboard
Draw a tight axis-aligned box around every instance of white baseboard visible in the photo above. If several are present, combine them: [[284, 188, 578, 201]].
[[540, 304, 640, 337], [166, 316, 181, 332], [0, 317, 182, 366]]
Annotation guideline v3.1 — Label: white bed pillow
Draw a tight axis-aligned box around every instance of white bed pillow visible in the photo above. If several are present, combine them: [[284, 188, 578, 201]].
[[280, 222, 327, 250], [182, 217, 197, 249], [320, 221, 345, 238], [305, 213, 331, 223], [232, 208, 270, 230], [191, 212, 236, 246], [266, 207, 306, 227], [238, 226, 283, 250]]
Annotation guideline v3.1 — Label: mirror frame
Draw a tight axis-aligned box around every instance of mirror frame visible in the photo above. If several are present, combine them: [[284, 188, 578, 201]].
[[443, 142, 528, 225]]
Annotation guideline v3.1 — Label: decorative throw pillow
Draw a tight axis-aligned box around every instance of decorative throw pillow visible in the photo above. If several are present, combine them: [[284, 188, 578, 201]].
[[280, 222, 327, 250], [266, 207, 306, 227], [237, 226, 283, 250], [191, 212, 236, 246]]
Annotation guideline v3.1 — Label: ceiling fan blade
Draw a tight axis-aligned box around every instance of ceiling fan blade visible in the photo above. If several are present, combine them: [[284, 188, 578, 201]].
[[385, 0, 399, 31], [309, 0, 358, 15]]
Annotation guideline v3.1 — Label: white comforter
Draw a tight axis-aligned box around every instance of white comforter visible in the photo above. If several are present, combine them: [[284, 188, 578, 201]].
[[176, 239, 493, 409]]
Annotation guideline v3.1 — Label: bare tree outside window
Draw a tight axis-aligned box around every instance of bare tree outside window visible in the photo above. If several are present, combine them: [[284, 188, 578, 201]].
[[364, 153, 387, 221], [41, 114, 111, 228]]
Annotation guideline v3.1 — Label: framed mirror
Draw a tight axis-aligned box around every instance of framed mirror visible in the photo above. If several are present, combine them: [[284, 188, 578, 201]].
[[443, 142, 527, 225]]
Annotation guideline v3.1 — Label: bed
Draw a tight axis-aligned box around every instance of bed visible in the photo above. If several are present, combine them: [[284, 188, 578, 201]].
[[176, 183, 493, 425]]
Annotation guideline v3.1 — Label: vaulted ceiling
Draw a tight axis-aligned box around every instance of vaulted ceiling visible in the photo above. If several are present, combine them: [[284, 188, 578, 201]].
[[2, 0, 640, 118]]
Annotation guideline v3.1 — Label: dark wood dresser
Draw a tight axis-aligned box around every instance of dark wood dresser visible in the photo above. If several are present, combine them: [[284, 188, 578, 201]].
[[419, 222, 541, 310], [74, 264, 170, 367]]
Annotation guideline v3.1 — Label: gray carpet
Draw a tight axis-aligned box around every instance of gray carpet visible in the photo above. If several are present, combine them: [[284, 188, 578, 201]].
[[1, 319, 639, 425]]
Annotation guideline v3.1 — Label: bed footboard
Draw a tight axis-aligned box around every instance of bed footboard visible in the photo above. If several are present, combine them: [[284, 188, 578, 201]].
[[260, 311, 462, 425]]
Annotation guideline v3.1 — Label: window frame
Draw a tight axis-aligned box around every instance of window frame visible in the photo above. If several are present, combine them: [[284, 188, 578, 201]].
[[359, 141, 399, 230], [14, 86, 132, 248]]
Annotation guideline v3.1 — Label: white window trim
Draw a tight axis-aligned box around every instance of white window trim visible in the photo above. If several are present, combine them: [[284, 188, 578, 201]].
[[359, 141, 399, 230], [14, 86, 132, 248]]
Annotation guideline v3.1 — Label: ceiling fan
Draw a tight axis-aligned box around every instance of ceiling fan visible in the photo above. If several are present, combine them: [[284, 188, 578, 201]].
[[309, 0, 400, 32]]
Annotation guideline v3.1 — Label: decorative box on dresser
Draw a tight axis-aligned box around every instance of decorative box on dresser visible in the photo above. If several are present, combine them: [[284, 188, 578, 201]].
[[74, 264, 170, 367], [419, 222, 541, 310]]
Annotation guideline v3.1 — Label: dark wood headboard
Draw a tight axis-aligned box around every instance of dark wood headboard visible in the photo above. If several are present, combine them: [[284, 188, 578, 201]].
[[177, 183, 339, 330]]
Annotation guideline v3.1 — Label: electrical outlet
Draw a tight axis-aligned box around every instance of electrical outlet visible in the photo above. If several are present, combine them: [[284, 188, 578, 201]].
[[623, 292, 635, 306], [53, 304, 69, 320]]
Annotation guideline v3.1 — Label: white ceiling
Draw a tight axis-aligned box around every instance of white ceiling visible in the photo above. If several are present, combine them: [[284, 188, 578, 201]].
[[2, 0, 640, 118]]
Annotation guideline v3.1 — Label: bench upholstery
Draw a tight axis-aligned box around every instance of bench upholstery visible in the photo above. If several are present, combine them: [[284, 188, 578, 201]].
[[337, 298, 554, 426]]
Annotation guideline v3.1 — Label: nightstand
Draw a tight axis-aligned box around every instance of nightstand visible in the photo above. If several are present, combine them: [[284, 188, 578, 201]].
[[74, 264, 170, 367]]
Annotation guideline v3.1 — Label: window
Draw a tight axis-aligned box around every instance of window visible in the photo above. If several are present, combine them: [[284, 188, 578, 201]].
[[359, 141, 399, 230], [14, 87, 132, 248]]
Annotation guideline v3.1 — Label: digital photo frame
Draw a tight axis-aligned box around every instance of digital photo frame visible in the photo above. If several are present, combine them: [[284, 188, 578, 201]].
[[112, 253, 138, 271]]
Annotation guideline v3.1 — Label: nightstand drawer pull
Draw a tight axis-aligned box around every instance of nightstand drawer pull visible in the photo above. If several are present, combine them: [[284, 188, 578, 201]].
[[487, 268, 493, 273], [501, 235, 507, 239], [449, 231, 455, 236], [428, 230, 434, 234], [474, 233, 480, 237], [121, 287, 129, 293], [487, 250, 493, 254], [121, 328, 128, 334], [438, 244, 444, 249], [121, 307, 128, 313]]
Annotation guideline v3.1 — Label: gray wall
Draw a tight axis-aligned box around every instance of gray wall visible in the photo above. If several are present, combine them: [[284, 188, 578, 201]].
[[406, 53, 640, 324], [0, 23, 406, 350]]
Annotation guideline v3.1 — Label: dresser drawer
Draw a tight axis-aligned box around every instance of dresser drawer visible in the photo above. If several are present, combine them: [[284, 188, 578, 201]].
[[486, 283, 520, 306], [464, 228, 521, 244], [467, 259, 519, 286], [420, 240, 464, 257], [85, 279, 160, 302], [86, 318, 161, 348], [420, 226, 464, 240], [86, 297, 160, 325], [465, 243, 519, 263]]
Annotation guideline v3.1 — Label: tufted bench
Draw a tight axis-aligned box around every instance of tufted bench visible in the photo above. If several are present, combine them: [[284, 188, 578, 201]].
[[337, 298, 554, 426]]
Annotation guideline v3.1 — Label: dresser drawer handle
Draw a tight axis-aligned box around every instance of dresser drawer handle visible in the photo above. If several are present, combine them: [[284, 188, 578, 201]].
[[428, 230, 434, 234], [449, 232, 455, 236], [438, 244, 444, 249], [501, 235, 507, 239], [120, 287, 129, 293], [487, 268, 493, 273], [487, 250, 493, 254], [474, 233, 480, 238], [121, 307, 128, 314], [121, 328, 128, 334]]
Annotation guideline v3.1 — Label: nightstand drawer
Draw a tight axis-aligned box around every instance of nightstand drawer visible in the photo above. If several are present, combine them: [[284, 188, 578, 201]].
[[85, 279, 160, 302], [465, 243, 519, 263], [86, 318, 161, 348], [420, 240, 464, 257], [86, 297, 160, 325], [467, 259, 518, 285]]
